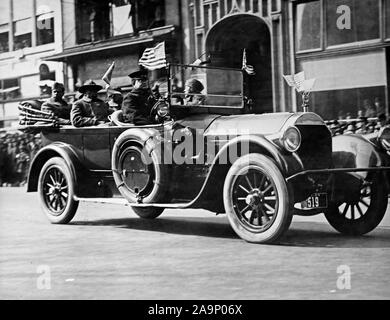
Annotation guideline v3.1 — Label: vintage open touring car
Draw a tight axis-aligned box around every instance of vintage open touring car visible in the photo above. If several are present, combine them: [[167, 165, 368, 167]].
[[20, 64, 390, 244]]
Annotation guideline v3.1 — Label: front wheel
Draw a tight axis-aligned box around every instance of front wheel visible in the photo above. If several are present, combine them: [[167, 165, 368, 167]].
[[223, 154, 292, 244], [324, 174, 388, 235], [38, 157, 79, 224]]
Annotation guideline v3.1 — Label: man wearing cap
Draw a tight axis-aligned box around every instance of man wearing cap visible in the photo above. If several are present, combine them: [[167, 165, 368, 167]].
[[184, 78, 205, 106], [71, 80, 111, 127], [41, 82, 71, 125], [122, 69, 157, 125]]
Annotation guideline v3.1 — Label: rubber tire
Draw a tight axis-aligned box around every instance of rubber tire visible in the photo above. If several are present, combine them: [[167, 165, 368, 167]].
[[112, 130, 169, 204], [324, 174, 388, 235], [223, 154, 292, 244], [38, 157, 79, 224], [131, 207, 164, 219]]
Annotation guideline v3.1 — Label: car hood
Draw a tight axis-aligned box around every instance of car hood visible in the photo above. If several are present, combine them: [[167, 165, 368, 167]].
[[204, 113, 295, 136]]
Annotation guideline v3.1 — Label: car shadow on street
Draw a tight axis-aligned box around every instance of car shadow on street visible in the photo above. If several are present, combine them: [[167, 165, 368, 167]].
[[73, 216, 239, 240], [72, 217, 390, 248]]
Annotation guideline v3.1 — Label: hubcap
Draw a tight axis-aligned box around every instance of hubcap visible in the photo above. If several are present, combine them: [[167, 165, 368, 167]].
[[43, 167, 68, 215], [232, 168, 278, 232], [119, 146, 152, 195]]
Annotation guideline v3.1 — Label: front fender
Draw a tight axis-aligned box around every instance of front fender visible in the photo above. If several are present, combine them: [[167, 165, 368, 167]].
[[212, 135, 289, 174], [332, 134, 390, 192], [192, 135, 296, 211], [27, 142, 85, 194]]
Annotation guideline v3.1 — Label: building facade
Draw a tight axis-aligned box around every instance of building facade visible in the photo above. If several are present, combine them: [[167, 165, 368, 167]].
[[1, 0, 389, 128], [182, 0, 390, 118], [46, 0, 181, 94], [0, 0, 64, 128]]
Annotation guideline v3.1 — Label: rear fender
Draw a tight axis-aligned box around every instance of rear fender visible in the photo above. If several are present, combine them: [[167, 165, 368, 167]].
[[27, 143, 85, 195]]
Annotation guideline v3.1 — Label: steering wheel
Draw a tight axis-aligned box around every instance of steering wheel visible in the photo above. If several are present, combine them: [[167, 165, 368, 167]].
[[150, 98, 171, 124]]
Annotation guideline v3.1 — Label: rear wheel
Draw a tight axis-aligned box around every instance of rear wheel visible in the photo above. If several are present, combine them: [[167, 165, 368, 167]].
[[38, 157, 79, 224], [223, 154, 292, 244], [324, 174, 387, 235]]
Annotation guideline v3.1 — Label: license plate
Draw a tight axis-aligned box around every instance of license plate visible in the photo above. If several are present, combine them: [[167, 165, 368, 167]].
[[301, 193, 328, 209]]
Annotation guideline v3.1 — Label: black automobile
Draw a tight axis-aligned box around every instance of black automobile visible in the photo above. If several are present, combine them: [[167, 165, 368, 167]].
[[21, 64, 390, 244]]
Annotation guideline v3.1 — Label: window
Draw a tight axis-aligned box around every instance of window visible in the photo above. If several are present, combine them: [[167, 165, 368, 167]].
[[326, 0, 380, 46], [386, 0, 390, 39], [13, 18, 32, 50], [12, 0, 33, 50], [0, 78, 20, 100], [36, 15, 54, 45], [36, 0, 55, 45], [0, 1, 10, 53], [0, 0, 10, 25], [12, 0, 33, 21], [134, 0, 165, 31], [38, 64, 55, 95], [295, 1, 321, 51], [194, 0, 202, 26], [76, 0, 110, 44], [111, 0, 134, 36], [0, 24, 9, 53]]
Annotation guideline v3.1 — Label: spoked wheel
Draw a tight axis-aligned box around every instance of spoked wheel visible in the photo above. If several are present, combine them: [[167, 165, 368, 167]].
[[38, 157, 78, 224], [325, 174, 388, 235], [224, 154, 292, 244]]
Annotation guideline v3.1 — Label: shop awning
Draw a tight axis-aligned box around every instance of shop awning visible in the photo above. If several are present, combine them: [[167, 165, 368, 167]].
[[44, 25, 177, 62]]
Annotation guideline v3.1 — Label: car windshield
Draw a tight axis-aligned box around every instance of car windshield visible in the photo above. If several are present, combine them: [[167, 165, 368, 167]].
[[166, 64, 244, 110]]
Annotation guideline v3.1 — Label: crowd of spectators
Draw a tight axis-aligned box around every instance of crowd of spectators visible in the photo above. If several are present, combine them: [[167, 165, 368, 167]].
[[0, 130, 41, 187]]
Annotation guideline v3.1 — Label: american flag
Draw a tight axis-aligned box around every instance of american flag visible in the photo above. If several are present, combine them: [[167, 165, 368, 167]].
[[242, 49, 255, 75], [283, 72, 316, 92], [139, 42, 167, 70]]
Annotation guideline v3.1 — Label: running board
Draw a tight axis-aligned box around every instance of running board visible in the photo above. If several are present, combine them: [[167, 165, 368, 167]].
[[73, 196, 191, 208], [73, 197, 129, 205]]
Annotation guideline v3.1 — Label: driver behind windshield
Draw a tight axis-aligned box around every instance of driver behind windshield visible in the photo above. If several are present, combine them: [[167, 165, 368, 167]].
[[122, 69, 158, 125]]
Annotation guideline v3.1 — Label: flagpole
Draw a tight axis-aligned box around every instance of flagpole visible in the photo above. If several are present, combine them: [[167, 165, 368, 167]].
[[166, 62, 171, 106]]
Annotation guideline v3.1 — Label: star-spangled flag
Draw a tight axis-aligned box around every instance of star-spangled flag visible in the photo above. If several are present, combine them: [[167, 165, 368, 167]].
[[283, 71, 316, 92], [102, 61, 115, 89], [242, 49, 255, 75], [139, 42, 167, 70]]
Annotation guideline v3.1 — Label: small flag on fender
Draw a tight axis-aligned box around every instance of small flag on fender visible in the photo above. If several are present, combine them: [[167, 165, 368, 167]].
[[242, 49, 255, 75], [102, 62, 115, 88], [139, 42, 167, 70]]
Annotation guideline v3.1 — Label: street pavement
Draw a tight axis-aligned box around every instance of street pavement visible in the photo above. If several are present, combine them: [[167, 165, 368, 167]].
[[0, 187, 389, 300]]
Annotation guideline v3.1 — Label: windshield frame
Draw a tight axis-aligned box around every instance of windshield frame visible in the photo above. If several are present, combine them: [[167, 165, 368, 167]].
[[166, 63, 246, 111]]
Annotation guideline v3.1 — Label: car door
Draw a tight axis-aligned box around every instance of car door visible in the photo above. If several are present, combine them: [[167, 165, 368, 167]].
[[82, 127, 111, 170]]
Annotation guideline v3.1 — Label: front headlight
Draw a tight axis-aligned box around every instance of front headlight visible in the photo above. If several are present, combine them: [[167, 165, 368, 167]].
[[378, 126, 390, 151], [281, 126, 301, 153]]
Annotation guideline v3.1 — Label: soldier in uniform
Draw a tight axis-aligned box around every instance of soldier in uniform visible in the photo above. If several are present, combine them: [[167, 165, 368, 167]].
[[71, 80, 111, 127], [122, 69, 157, 125], [41, 82, 71, 125]]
